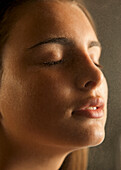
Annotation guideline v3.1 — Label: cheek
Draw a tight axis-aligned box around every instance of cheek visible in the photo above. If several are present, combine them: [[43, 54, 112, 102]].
[[99, 76, 108, 124], [102, 77, 108, 107], [0, 70, 72, 128], [98, 75, 108, 103], [0, 70, 74, 146], [103, 76, 108, 94], [21, 72, 72, 118]]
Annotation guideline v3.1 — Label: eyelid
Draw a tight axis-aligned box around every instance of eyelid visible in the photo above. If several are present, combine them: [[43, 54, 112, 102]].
[[95, 63, 103, 70], [89, 46, 101, 56], [89, 50, 101, 69], [42, 59, 65, 66]]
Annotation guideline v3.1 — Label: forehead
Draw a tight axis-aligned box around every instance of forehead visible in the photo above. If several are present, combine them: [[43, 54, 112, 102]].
[[7, 0, 97, 49]]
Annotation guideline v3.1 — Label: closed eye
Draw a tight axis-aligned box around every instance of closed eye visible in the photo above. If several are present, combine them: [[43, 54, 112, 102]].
[[95, 63, 103, 69], [42, 59, 64, 66]]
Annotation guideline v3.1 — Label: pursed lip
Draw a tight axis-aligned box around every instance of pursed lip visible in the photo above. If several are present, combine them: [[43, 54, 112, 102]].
[[72, 97, 105, 118]]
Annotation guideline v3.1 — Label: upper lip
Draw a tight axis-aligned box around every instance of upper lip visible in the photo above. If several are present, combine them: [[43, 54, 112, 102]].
[[74, 97, 105, 111]]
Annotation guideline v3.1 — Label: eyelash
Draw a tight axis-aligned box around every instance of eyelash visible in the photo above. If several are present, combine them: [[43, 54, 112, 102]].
[[42, 60, 103, 69], [42, 59, 64, 66], [94, 63, 103, 69]]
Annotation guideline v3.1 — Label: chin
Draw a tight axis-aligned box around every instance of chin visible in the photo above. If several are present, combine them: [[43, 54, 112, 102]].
[[81, 127, 106, 148], [68, 125, 106, 150], [81, 119, 106, 148], [89, 131, 105, 148]]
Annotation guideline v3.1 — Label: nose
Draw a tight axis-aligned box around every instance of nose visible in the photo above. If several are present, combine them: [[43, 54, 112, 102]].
[[75, 57, 104, 91]]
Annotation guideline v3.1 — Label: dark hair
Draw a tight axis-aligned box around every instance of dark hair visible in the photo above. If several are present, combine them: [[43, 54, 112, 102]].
[[0, 0, 96, 169]]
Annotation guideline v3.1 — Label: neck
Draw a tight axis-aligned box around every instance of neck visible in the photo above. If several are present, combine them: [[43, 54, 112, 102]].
[[1, 143, 69, 170]]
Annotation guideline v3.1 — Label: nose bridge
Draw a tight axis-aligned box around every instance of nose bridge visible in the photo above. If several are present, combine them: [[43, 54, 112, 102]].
[[75, 53, 104, 90]]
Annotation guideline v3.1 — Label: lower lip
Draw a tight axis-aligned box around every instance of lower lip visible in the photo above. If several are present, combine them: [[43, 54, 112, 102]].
[[72, 107, 104, 119]]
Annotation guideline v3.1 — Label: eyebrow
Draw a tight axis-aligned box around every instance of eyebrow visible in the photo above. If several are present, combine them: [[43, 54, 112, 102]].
[[28, 37, 73, 49], [88, 41, 102, 49], [27, 37, 101, 50]]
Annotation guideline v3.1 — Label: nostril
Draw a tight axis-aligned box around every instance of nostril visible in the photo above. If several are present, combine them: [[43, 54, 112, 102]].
[[85, 81, 96, 88]]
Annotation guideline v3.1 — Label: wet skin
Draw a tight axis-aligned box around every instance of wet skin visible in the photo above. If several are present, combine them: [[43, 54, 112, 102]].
[[0, 1, 108, 169]]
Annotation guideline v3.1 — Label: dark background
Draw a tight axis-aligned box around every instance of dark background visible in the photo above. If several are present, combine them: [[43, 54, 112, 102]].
[[80, 0, 121, 170]]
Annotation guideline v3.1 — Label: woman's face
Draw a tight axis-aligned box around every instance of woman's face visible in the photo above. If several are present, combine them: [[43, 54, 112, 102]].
[[0, 1, 108, 151]]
